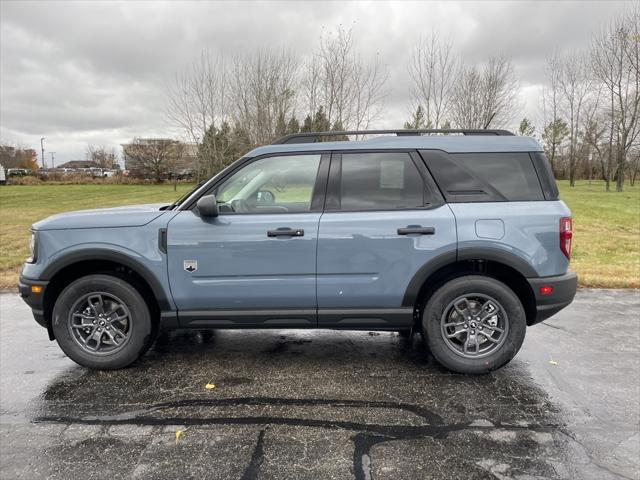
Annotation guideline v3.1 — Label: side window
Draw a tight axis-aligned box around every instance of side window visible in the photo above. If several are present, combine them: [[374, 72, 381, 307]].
[[215, 154, 321, 214], [453, 153, 544, 201], [420, 150, 544, 202], [338, 152, 426, 211]]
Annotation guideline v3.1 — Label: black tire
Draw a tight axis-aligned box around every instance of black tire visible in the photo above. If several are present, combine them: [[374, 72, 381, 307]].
[[422, 275, 526, 374], [52, 274, 154, 370]]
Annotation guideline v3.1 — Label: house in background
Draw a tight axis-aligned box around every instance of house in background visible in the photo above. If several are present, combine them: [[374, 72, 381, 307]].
[[57, 160, 102, 169]]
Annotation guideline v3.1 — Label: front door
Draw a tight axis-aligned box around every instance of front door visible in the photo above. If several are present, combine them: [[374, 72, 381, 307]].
[[317, 151, 457, 328], [167, 153, 326, 328]]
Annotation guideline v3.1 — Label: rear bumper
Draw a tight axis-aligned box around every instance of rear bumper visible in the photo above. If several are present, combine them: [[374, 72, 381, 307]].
[[18, 276, 49, 328], [527, 271, 578, 325]]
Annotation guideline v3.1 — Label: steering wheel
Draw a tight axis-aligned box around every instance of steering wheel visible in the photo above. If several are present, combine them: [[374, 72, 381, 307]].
[[230, 198, 251, 213]]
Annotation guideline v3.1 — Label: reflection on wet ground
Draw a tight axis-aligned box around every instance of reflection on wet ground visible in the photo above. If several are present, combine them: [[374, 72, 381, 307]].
[[1, 289, 639, 479]]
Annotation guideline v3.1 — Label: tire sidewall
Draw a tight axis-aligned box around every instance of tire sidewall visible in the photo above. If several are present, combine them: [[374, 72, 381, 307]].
[[52, 274, 152, 370], [422, 275, 526, 374]]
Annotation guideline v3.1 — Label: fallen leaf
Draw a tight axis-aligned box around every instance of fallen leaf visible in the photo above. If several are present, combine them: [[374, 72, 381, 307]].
[[175, 430, 183, 444], [549, 360, 558, 366], [205, 383, 215, 390]]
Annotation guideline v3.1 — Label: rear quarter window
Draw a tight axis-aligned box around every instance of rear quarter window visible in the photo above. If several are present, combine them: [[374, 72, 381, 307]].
[[420, 150, 545, 202]]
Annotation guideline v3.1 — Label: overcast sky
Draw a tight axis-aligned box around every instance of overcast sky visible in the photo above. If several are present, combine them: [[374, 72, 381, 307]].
[[0, 0, 632, 165]]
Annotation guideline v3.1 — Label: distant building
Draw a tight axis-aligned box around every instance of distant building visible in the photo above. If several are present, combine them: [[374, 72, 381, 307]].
[[57, 160, 101, 169]]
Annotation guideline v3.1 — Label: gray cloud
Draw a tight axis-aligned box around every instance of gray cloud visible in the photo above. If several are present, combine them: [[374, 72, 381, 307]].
[[0, 0, 631, 164]]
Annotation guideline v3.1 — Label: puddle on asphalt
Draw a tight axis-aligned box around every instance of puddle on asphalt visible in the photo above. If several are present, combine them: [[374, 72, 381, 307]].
[[17, 329, 578, 479]]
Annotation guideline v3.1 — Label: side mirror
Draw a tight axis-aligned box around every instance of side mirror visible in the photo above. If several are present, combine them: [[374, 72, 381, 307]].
[[197, 194, 219, 218]]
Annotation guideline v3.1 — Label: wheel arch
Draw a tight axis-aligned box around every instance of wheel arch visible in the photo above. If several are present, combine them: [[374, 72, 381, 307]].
[[404, 254, 537, 327], [41, 250, 173, 339]]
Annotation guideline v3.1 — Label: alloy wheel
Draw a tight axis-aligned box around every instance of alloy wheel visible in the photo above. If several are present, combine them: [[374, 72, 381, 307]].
[[440, 293, 509, 359], [67, 292, 132, 355]]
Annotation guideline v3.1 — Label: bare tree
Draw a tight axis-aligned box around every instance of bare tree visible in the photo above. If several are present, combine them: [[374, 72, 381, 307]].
[[232, 48, 299, 146], [449, 54, 520, 129], [166, 50, 230, 145], [542, 50, 565, 174], [558, 51, 592, 186], [591, 8, 640, 191], [86, 145, 117, 169], [580, 87, 605, 183], [407, 31, 457, 128], [165, 50, 231, 179], [303, 26, 388, 132], [352, 51, 388, 131], [123, 138, 184, 182], [627, 146, 640, 185]]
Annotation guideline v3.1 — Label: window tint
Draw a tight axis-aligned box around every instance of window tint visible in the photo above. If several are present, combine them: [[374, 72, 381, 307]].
[[452, 153, 543, 201], [420, 151, 544, 202], [530, 152, 559, 200], [339, 153, 426, 211], [215, 154, 321, 214]]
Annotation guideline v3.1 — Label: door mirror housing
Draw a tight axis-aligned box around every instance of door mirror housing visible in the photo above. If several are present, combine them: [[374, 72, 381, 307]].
[[197, 194, 219, 218]]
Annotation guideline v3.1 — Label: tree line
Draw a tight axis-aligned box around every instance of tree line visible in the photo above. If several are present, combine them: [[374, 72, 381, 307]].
[[165, 25, 528, 182], [166, 12, 640, 191], [6, 12, 636, 190], [541, 8, 640, 190]]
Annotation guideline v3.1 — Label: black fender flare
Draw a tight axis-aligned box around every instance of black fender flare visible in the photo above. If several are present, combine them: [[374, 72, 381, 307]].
[[41, 248, 173, 311], [402, 247, 538, 307]]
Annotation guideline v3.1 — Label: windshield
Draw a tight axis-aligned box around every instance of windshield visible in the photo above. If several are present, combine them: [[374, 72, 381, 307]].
[[163, 179, 206, 210]]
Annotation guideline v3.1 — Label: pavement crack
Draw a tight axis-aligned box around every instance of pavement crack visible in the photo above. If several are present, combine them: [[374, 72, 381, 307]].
[[557, 427, 636, 480], [241, 428, 267, 480], [352, 433, 390, 480], [64, 396, 445, 425]]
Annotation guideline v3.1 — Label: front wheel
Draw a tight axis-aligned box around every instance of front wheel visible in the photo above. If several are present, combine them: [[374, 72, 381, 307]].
[[52, 274, 154, 370], [422, 275, 526, 374]]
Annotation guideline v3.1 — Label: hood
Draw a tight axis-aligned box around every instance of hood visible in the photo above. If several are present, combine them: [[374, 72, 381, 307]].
[[33, 203, 169, 231]]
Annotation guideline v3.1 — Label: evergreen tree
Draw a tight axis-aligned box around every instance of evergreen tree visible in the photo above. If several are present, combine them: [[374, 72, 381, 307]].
[[518, 118, 536, 136], [404, 106, 428, 129], [312, 106, 331, 132], [331, 120, 349, 141], [301, 114, 313, 132], [275, 112, 287, 137], [541, 118, 569, 176], [286, 116, 300, 134]]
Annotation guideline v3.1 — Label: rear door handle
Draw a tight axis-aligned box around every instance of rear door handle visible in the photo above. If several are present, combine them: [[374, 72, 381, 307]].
[[397, 226, 435, 235], [267, 228, 305, 237]]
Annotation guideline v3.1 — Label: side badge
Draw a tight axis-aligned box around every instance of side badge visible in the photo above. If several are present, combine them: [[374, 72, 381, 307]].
[[184, 260, 198, 273]]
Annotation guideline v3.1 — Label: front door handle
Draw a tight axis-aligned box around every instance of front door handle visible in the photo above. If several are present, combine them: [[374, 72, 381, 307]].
[[397, 226, 435, 235], [267, 228, 305, 237]]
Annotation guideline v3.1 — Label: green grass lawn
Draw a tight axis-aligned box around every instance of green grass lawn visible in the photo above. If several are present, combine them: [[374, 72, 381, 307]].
[[0, 181, 638, 289], [0, 184, 194, 289], [557, 180, 639, 288]]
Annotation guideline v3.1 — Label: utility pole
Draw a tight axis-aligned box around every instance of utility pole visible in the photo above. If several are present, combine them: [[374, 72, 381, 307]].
[[50, 152, 56, 168], [40, 137, 46, 169]]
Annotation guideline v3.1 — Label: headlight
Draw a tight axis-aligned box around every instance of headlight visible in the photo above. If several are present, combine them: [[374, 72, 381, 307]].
[[27, 231, 37, 263]]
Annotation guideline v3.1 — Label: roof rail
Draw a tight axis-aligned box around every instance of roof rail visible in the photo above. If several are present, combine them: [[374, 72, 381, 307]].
[[272, 129, 514, 144]]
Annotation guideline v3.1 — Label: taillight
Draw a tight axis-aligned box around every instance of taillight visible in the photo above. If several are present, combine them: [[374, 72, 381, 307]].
[[560, 217, 573, 260]]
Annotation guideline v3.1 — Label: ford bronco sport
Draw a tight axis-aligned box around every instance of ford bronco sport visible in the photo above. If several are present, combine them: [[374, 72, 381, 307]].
[[19, 129, 577, 373]]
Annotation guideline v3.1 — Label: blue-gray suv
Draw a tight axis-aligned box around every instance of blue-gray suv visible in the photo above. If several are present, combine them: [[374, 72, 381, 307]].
[[19, 129, 577, 373]]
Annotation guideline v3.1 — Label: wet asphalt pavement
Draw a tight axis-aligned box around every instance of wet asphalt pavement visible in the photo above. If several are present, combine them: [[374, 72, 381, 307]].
[[0, 290, 639, 480]]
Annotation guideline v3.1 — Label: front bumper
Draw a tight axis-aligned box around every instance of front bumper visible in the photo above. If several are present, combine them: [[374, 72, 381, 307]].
[[527, 271, 578, 325], [18, 276, 49, 328]]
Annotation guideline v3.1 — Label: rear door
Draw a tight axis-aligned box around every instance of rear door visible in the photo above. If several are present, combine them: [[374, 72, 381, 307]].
[[167, 153, 328, 328], [317, 151, 457, 328]]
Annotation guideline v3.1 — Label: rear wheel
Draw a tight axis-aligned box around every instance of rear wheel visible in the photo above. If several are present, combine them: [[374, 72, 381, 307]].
[[422, 275, 526, 374], [52, 274, 154, 369]]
